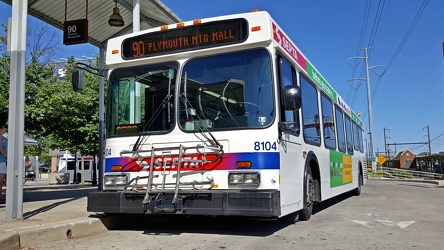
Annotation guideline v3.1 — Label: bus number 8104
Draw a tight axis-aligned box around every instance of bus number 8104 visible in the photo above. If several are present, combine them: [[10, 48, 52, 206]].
[[254, 141, 277, 151]]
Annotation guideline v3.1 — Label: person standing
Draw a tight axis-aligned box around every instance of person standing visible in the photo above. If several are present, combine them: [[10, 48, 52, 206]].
[[0, 124, 7, 203]]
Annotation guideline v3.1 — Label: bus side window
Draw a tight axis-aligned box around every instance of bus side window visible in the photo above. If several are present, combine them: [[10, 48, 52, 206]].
[[278, 56, 300, 136], [67, 161, 76, 171], [360, 128, 365, 153], [301, 76, 321, 146], [321, 94, 336, 150], [335, 106, 346, 153], [84, 161, 90, 170], [345, 116, 354, 155], [353, 122, 360, 152]]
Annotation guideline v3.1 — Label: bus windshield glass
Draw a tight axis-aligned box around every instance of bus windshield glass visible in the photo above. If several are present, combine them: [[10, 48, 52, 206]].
[[179, 48, 274, 131], [106, 62, 178, 136]]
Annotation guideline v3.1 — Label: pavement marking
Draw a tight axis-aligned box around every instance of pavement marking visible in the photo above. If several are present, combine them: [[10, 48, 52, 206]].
[[351, 220, 373, 228], [351, 214, 415, 229], [396, 221, 415, 229]]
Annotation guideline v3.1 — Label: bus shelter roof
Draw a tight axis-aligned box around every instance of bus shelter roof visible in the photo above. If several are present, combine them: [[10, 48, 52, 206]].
[[1, 0, 182, 48]]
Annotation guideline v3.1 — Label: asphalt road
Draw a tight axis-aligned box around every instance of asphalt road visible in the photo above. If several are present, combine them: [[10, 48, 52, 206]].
[[33, 180, 444, 250]]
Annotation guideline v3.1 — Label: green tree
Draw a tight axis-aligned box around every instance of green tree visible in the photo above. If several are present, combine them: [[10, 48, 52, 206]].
[[0, 22, 101, 160], [29, 57, 101, 156]]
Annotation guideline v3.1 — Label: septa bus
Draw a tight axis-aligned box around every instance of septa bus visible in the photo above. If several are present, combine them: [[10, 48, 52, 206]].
[[86, 10, 366, 222], [58, 154, 97, 183]]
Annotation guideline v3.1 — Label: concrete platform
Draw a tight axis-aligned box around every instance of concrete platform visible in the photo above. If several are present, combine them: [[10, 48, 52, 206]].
[[0, 177, 106, 250]]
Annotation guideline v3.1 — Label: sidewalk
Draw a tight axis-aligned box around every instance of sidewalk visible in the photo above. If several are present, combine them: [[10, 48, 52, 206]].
[[368, 175, 444, 185], [0, 177, 107, 250]]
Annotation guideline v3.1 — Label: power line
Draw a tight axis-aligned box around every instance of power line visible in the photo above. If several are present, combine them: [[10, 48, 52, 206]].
[[347, 0, 371, 105], [385, 51, 441, 126], [385, 0, 429, 69], [367, 0, 386, 52], [371, 0, 428, 101], [349, 1, 430, 112], [348, 0, 386, 107], [411, 131, 444, 153], [391, 70, 444, 139]]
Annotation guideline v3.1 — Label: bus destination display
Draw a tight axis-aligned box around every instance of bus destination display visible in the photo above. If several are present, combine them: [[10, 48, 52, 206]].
[[122, 19, 248, 59]]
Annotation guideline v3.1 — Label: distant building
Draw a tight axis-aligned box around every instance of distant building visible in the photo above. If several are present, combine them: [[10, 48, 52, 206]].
[[392, 149, 415, 169], [390, 149, 443, 173], [413, 154, 444, 174]]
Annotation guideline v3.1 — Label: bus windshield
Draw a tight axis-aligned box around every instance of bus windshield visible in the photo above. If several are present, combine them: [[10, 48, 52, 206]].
[[179, 48, 274, 131], [106, 49, 274, 136], [106, 62, 178, 136]]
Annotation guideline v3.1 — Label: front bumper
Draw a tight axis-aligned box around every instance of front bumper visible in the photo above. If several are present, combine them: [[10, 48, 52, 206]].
[[87, 190, 280, 218]]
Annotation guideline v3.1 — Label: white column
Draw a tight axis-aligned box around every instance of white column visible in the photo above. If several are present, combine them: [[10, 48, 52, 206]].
[[6, 0, 28, 220]]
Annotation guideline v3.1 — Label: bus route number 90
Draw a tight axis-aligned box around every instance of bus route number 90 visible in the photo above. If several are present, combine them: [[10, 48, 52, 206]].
[[254, 141, 277, 151]]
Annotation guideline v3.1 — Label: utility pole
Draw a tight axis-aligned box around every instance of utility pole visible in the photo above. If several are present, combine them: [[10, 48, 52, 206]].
[[364, 47, 376, 171], [383, 127, 390, 155], [423, 125, 431, 155], [384, 127, 390, 167], [347, 47, 386, 172]]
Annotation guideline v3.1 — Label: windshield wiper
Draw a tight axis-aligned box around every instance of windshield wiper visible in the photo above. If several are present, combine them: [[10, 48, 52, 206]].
[[131, 69, 174, 152], [131, 94, 173, 152], [180, 74, 223, 152]]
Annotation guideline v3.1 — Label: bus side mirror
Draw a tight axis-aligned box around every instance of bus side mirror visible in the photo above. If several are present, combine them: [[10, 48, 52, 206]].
[[72, 69, 84, 92], [281, 85, 301, 110]]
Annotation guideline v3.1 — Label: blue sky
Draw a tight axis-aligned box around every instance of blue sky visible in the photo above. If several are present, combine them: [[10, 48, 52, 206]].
[[1, 0, 443, 155]]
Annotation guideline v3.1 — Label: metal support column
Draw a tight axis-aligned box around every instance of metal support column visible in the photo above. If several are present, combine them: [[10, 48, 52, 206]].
[[98, 48, 105, 190], [5, 0, 28, 220]]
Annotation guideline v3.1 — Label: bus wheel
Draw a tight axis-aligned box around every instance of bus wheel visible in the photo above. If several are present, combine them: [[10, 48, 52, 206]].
[[299, 167, 314, 221], [352, 172, 363, 196]]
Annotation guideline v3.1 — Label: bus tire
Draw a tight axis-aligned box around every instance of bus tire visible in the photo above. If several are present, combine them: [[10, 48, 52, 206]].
[[352, 171, 363, 196], [299, 167, 314, 221]]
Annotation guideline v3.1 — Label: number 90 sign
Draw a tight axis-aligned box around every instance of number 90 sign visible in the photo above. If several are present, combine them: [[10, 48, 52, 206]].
[[67, 25, 77, 33], [63, 19, 88, 45]]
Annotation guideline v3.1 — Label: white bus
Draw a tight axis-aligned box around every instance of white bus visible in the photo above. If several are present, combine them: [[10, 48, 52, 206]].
[[87, 10, 366, 221], [58, 155, 97, 183]]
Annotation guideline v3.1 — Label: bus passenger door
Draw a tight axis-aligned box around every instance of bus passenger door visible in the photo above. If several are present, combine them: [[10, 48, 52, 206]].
[[277, 56, 304, 215]]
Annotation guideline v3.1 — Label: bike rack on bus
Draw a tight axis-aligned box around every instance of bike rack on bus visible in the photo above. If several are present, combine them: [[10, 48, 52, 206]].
[[120, 143, 223, 210]]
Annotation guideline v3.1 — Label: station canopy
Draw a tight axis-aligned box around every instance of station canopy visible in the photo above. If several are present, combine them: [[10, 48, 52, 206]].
[[1, 0, 182, 48]]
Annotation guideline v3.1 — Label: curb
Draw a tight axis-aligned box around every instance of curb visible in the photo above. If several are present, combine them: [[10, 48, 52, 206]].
[[1, 217, 107, 249], [368, 177, 444, 186], [0, 231, 19, 250]]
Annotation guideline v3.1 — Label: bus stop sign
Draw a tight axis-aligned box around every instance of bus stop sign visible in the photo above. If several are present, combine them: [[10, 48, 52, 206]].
[[63, 19, 88, 45]]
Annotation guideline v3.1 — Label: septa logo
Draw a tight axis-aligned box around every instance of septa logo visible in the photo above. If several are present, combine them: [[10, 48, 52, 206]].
[[122, 153, 222, 172], [272, 23, 280, 43]]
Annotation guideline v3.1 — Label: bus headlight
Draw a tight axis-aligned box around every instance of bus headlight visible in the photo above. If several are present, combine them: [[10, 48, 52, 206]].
[[228, 172, 260, 186], [229, 173, 244, 184], [104, 173, 129, 190], [243, 173, 260, 184]]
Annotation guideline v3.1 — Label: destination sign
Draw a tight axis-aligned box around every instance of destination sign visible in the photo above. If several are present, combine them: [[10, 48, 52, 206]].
[[122, 19, 248, 59], [63, 19, 88, 45]]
